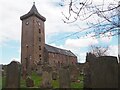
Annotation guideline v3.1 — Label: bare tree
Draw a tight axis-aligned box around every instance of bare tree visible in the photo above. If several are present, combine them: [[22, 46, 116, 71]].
[[59, 0, 120, 38], [89, 45, 109, 57]]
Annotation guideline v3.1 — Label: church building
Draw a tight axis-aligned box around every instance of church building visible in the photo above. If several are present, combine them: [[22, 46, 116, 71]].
[[20, 3, 77, 72]]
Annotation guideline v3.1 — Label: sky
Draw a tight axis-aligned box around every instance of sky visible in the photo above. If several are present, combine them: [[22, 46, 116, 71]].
[[0, 0, 119, 64]]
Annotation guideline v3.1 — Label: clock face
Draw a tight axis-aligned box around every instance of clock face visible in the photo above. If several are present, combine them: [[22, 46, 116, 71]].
[[25, 21, 29, 25]]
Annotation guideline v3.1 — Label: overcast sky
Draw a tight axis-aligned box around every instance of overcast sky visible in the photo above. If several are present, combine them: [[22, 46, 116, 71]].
[[0, 0, 119, 64]]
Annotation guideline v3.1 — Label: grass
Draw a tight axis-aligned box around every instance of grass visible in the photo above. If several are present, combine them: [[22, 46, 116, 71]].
[[52, 79, 59, 88], [1, 76, 6, 88], [0, 76, 2, 89], [20, 72, 42, 88], [71, 74, 84, 88], [4, 72, 84, 88], [20, 77, 26, 88], [31, 72, 42, 87], [71, 81, 84, 88]]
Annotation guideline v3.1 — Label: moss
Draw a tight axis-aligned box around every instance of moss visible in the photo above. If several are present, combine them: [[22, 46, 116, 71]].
[[0, 76, 2, 89], [71, 75, 84, 88], [2, 76, 6, 88], [20, 78, 26, 88], [52, 80, 59, 88], [31, 72, 42, 87]]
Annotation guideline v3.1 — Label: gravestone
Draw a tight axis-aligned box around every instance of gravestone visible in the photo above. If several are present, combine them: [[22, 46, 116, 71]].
[[22, 66, 27, 80], [84, 62, 91, 88], [42, 64, 52, 73], [41, 71, 52, 88], [70, 66, 79, 82], [52, 71, 57, 80], [118, 63, 120, 89], [0, 65, 2, 77], [36, 65, 42, 76], [0, 65, 2, 90], [6, 61, 20, 88], [26, 76, 34, 87], [84, 54, 118, 88], [59, 67, 70, 88]]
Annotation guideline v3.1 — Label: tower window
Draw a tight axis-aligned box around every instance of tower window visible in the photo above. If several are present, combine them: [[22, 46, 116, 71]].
[[39, 54, 41, 58], [39, 37, 41, 42], [39, 46, 41, 50], [39, 29, 41, 33], [40, 58, 41, 60]]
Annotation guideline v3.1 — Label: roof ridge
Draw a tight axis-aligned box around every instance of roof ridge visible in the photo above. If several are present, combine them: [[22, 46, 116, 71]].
[[45, 44, 69, 51], [45, 44, 76, 57]]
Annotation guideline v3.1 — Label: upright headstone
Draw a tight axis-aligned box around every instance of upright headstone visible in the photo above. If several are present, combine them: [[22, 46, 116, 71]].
[[59, 67, 70, 88], [41, 71, 52, 88], [52, 71, 57, 80], [26, 76, 34, 87], [84, 55, 118, 88], [70, 66, 79, 82], [22, 66, 27, 80], [6, 61, 20, 88], [36, 65, 42, 76], [0, 65, 2, 90], [118, 62, 120, 89], [0, 65, 2, 77]]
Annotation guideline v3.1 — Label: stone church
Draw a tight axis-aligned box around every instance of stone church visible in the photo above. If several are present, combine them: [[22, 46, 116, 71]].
[[20, 3, 77, 72]]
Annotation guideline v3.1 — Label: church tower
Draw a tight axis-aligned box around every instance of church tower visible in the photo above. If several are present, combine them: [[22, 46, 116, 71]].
[[20, 3, 46, 73]]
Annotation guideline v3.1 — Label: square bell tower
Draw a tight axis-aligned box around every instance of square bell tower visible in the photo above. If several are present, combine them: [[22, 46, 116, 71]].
[[20, 2, 46, 73]]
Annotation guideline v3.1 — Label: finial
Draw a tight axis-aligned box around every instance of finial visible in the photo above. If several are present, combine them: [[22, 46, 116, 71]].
[[33, 2, 35, 5]]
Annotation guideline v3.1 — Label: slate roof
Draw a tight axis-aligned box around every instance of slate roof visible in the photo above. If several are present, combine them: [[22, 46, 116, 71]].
[[20, 4, 46, 21], [45, 44, 76, 57]]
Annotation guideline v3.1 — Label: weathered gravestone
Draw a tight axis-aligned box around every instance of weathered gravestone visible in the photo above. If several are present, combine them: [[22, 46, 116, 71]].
[[52, 71, 57, 80], [84, 53, 118, 88], [84, 62, 91, 88], [22, 66, 27, 80], [36, 65, 43, 76], [26, 76, 34, 87], [0, 65, 2, 77], [59, 66, 71, 88], [0, 65, 2, 90], [40, 71, 52, 88], [69, 66, 79, 82], [118, 62, 120, 89], [6, 61, 20, 88]]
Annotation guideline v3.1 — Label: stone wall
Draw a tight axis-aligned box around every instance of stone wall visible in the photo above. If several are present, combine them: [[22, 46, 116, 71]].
[[48, 52, 77, 67]]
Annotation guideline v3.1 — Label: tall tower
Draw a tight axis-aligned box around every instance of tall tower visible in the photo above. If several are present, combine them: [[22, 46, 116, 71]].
[[20, 3, 46, 73]]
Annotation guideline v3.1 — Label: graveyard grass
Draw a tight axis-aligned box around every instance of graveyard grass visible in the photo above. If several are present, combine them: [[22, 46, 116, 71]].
[[20, 72, 42, 87], [0, 76, 2, 88], [1, 75, 6, 88], [20, 71, 84, 88], [71, 74, 84, 88]]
